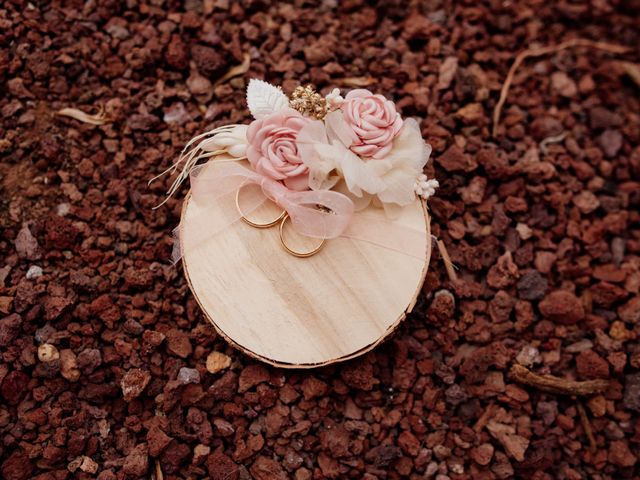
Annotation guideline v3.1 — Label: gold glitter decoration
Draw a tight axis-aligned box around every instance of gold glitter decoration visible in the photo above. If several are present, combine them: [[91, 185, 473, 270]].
[[289, 85, 328, 120]]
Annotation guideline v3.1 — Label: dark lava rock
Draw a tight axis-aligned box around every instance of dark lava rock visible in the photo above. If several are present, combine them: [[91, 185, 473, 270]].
[[437, 144, 478, 172], [44, 214, 79, 250], [165, 34, 189, 69], [250, 456, 287, 480], [207, 450, 239, 480], [341, 359, 377, 391], [1, 451, 33, 480], [159, 440, 191, 474], [121, 368, 151, 401], [365, 444, 403, 467], [123, 443, 149, 476], [530, 116, 563, 140], [589, 106, 622, 129], [127, 113, 160, 131], [166, 328, 193, 358], [517, 271, 548, 300], [192, 44, 227, 75], [575, 350, 609, 380], [623, 373, 640, 412], [238, 364, 269, 393], [1, 370, 30, 405], [598, 129, 623, 158], [147, 426, 173, 457], [0, 313, 21, 347]]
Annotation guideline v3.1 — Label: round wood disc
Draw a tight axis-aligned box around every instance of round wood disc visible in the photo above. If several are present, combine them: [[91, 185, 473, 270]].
[[181, 192, 431, 368]]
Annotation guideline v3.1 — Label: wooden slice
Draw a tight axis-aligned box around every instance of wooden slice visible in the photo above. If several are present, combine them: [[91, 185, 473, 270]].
[[181, 192, 431, 368]]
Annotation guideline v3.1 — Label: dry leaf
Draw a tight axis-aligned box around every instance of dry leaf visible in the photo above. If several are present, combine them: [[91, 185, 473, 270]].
[[215, 53, 250, 86], [246, 79, 289, 119], [620, 61, 640, 88], [338, 76, 375, 88], [56, 107, 108, 125]]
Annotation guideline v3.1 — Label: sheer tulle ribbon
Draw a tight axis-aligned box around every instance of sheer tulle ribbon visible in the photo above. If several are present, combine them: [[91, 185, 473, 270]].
[[172, 161, 353, 262], [172, 161, 430, 264], [194, 161, 354, 236]]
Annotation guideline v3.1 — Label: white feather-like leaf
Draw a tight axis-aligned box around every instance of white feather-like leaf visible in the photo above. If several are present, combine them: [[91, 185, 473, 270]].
[[246, 79, 289, 119]]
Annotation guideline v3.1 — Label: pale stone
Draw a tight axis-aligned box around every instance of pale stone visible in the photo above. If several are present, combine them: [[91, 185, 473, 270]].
[[38, 343, 60, 362], [206, 351, 232, 373]]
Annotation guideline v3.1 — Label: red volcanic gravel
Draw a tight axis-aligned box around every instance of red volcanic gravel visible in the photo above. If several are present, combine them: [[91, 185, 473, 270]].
[[1, 1, 640, 479]]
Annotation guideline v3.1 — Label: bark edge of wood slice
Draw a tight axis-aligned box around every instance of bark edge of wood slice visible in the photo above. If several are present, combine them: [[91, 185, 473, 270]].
[[181, 193, 431, 368]]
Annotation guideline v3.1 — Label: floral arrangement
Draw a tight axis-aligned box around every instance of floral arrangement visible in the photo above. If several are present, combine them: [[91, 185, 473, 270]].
[[202, 80, 437, 210], [156, 79, 438, 259]]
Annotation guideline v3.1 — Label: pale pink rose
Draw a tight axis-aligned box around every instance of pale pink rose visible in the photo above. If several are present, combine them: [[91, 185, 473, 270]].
[[341, 89, 403, 159], [246, 107, 312, 191]]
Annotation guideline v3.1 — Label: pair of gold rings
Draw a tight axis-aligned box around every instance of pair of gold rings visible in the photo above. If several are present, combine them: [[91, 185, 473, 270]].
[[234, 187, 325, 258]]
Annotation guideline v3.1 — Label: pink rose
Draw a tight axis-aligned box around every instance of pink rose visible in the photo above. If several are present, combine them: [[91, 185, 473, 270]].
[[341, 89, 403, 159], [246, 107, 312, 191]]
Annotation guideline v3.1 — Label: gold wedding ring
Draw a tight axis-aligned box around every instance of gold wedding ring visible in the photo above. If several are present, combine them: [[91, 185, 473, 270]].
[[235, 186, 286, 228], [278, 214, 325, 258], [236, 185, 326, 258]]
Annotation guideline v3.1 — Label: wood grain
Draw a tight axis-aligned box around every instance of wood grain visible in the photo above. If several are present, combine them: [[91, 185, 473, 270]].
[[181, 192, 431, 368]]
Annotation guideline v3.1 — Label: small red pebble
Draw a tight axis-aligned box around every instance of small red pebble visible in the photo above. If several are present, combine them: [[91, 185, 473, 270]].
[[1, 370, 30, 405], [165, 328, 193, 359], [470, 443, 494, 466], [0, 450, 33, 480], [575, 349, 609, 380], [538, 290, 585, 324], [121, 368, 151, 401], [146, 426, 173, 457], [437, 144, 478, 172], [300, 376, 328, 400], [608, 440, 637, 467], [207, 450, 239, 480], [238, 364, 270, 393], [123, 444, 149, 477], [340, 359, 377, 391]]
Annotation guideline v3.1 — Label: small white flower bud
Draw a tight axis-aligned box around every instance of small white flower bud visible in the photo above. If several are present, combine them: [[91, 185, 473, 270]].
[[325, 88, 344, 109], [414, 176, 439, 199]]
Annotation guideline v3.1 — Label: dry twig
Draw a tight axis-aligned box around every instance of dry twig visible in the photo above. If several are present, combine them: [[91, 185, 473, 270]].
[[436, 239, 458, 282], [620, 61, 640, 88], [577, 401, 597, 452], [509, 364, 611, 396], [492, 38, 631, 137], [473, 402, 497, 433], [56, 106, 109, 125], [338, 76, 376, 88], [214, 53, 251, 86], [539, 132, 568, 156]]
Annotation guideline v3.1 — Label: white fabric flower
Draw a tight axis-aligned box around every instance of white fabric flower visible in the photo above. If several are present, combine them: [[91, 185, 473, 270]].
[[297, 111, 431, 212], [325, 88, 344, 109], [199, 125, 249, 158]]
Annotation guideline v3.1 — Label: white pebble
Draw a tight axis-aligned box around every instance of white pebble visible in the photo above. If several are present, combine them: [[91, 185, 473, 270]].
[[56, 203, 71, 216], [516, 345, 541, 367], [177, 367, 200, 385], [38, 343, 60, 362], [26, 265, 43, 279], [565, 339, 594, 353]]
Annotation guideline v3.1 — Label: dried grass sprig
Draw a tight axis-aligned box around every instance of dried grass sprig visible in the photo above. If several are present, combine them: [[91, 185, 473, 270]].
[[56, 106, 109, 125], [492, 38, 632, 137], [148, 125, 244, 209]]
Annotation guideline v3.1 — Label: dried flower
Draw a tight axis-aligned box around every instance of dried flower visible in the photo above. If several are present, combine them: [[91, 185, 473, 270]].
[[289, 85, 328, 120], [325, 88, 344, 109], [414, 174, 439, 199]]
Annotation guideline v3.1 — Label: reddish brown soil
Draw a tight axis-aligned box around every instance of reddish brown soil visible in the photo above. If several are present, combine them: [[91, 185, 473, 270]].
[[1, 1, 640, 479]]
